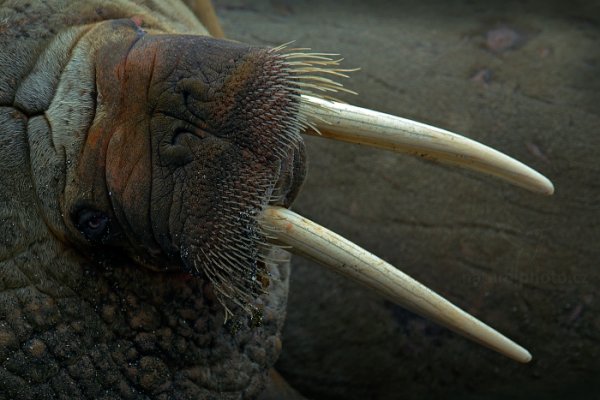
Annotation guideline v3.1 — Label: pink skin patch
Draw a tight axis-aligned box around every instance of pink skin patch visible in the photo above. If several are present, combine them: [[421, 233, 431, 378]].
[[131, 15, 143, 28], [486, 27, 522, 53]]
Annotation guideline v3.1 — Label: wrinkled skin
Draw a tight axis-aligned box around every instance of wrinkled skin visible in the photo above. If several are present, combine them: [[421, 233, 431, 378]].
[[0, 1, 305, 399], [218, 1, 600, 399]]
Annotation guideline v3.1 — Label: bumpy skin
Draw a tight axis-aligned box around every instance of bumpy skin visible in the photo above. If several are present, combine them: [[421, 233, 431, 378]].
[[0, 1, 300, 399]]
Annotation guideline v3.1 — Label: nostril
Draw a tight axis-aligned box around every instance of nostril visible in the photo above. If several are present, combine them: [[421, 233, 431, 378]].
[[272, 144, 306, 208], [160, 125, 214, 167], [172, 127, 210, 144]]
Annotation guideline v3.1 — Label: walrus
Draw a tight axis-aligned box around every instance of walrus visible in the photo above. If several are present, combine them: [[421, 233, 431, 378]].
[[0, 1, 553, 399]]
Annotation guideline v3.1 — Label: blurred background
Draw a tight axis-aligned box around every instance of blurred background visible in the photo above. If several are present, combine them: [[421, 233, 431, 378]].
[[216, 1, 600, 399]]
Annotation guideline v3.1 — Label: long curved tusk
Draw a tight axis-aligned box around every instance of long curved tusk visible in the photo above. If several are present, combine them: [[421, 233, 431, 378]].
[[300, 95, 554, 195], [260, 206, 532, 363]]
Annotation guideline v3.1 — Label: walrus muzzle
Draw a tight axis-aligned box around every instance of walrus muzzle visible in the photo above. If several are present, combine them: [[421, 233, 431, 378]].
[[80, 21, 552, 363], [83, 29, 306, 315]]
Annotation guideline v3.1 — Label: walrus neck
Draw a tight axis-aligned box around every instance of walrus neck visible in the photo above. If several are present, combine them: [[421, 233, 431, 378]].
[[0, 105, 50, 264]]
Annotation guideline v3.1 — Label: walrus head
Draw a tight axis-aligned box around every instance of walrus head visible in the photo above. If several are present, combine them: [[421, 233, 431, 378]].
[[29, 18, 553, 397], [63, 27, 309, 317]]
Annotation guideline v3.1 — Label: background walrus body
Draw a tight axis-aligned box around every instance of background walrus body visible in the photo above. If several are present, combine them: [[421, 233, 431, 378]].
[[217, 1, 600, 399]]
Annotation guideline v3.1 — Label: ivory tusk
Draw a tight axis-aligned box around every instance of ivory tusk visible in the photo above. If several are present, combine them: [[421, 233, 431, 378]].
[[260, 206, 532, 363], [300, 95, 554, 195]]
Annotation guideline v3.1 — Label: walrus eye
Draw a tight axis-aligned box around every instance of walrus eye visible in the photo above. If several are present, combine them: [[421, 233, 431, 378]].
[[75, 209, 110, 242]]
